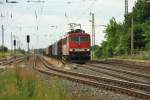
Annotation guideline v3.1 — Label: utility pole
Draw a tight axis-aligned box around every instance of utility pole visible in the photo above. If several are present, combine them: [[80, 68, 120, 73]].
[[125, 0, 128, 16], [131, 16, 134, 55], [1, 24, 4, 57], [90, 12, 95, 59]]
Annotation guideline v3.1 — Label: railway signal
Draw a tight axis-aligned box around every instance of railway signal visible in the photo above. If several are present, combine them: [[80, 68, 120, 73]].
[[27, 35, 30, 52], [13, 39, 16, 55], [13, 39, 16, 47], [27, 35, 30, 43], [27, 35, 30, 61]]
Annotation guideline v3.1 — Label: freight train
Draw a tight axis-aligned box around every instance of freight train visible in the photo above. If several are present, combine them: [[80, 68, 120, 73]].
[[44, 29, 91, 63]]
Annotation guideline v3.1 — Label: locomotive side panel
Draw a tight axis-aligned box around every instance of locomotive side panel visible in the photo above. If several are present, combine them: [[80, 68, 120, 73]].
[[48, 45, 52, 56], [58, 39, 62, 58], [62, 37, 69, 56], [45, 47, 49, 56], [52, 42, 58, 57]]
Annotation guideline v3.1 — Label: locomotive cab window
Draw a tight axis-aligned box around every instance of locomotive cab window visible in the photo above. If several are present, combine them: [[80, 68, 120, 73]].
[[70, 36, 79, 42], [80, 36, 90, 42]]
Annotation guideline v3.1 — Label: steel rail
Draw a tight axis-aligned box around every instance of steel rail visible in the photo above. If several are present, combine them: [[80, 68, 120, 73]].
[[87, 63, 150, 79], [34, 57, 150, 99], [0, 56, 27, 66], [77, 64, 149, 85], [78, 64, 150, 85], [37, 68, 150, 99], [0, 56, 26, 73], [91, 60, 150, 71], [42, 59, 150, 92], [0, 57, 15, 65]]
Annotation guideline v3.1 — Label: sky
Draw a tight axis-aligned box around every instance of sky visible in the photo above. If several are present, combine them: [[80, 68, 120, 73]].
[[0, 0, 137, 50]]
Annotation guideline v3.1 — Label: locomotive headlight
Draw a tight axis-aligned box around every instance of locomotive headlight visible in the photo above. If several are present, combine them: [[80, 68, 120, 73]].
[[86, 49, 90, 51], [69, 49, 73, 51]]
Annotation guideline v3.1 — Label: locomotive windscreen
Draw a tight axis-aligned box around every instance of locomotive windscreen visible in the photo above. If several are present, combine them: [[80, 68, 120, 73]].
[[70, 36, 90, 42], [80, 36, 90, 42], [70, 36, 79, 42]]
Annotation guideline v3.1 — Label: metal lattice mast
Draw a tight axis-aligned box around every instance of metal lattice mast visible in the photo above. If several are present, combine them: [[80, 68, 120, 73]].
[[90, 12, 95, 59], [125, 0, 128, 16]]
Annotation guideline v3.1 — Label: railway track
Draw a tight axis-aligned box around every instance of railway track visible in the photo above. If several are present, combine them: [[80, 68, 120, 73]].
[[34, 56, 150, 99], [0, 57, 15, 65], [88, 63, 150, 79], [1, 57, 26, 65], [0, 56, 27, 73], [92, 60, 150, 71], [78, 64, 150, 85]]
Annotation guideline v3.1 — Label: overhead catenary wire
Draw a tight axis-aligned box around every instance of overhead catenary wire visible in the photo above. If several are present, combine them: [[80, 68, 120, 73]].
[[34, 1, 45, 49], [24, 0, 46, 49], [60, 0, 97, 41], [75, 0, 97, 22]]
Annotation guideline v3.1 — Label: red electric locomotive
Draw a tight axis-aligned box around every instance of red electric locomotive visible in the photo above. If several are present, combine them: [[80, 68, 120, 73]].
[[44, 29, 91, 63], [62, 29, 91, 62]]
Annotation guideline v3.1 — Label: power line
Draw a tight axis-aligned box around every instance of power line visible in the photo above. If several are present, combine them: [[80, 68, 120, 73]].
[[75, 0, 96, 21], [27, 0, 45, 3]]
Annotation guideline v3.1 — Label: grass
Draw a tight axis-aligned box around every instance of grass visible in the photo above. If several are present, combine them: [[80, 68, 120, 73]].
[[0, 51, 25, 58], [0, 68, 69, 100], [0, 68, 98, 100], [94, 51, 150, 61], [113, 52, 150, 61]]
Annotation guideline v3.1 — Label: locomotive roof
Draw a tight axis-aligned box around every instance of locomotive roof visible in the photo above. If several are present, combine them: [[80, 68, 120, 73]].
[[68, 33, 90, 36], [68, 29, 85, 34], [66, 29, 90, 36]]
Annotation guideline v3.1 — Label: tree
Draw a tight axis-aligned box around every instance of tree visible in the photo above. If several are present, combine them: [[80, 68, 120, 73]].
[[95, 0, 150, 59], [0, 45, 8, 52], [133, 0, 150, 24]]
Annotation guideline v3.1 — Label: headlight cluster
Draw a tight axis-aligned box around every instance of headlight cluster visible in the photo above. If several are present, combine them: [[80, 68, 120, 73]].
[[69, 49, 73, 51], [69, 48, 90, 52], [86, 49, 90, 51]]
